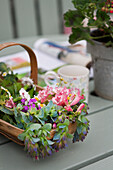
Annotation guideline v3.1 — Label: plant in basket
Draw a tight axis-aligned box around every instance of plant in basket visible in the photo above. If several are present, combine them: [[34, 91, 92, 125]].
[[0, 62, 90, 160]]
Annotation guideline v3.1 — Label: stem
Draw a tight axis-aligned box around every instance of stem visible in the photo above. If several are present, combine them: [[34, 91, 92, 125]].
[[90, 34, 111, 40]]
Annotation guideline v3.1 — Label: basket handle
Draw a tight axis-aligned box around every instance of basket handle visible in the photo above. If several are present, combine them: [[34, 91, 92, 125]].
[[0, 42, 38, 84]]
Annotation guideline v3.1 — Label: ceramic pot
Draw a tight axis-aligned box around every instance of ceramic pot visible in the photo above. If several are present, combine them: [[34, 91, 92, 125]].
[[87, 40, 113, 100]]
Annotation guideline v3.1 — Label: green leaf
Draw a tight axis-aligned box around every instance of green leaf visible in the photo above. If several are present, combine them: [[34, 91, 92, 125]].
[[14, 107, 18, 117], [20, 111, 30, 124], [45, 106, 51, 114], [30, 107, 37, 114], [51, 110, 58, 117], [59, 125, 66, 129], [64, 119, 69, 126], [77, 126, 82, 134], [72, 0, 90, 9], [16, 103, 23, 110], [53, 133, 60, 140], [41, 137, 45, 145], [73, 131, 79, 143], [0, 100, 5, 105], [64, 9, 85, 27], [18, 132, 26, 141], [0, 106, 14, 115], [38, 108, 44, 118], [78, 115, 88, 124], [47, 140, 54, 145], [29, 88, 34, 98], [43, 123, 52, 131], [47, 100, 54, 108], [32, 137, 40, 143], [96, 10, 110, 22], [2, 114, 14, 124], [34, 115, 45, 125], [43, 130, 47, 136], [38, 130, 42, 136], [38, 118, 45, 125], [29, 123, 41, 131], [66, 133, 73, 139], [0, 62, 10, 72]]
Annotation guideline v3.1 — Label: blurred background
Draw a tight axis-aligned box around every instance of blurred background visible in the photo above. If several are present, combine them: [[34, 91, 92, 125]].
[[0, 0, 74, 41]]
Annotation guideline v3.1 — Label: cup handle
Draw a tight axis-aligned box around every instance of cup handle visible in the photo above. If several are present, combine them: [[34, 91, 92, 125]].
[[44, 71, 59, 87]]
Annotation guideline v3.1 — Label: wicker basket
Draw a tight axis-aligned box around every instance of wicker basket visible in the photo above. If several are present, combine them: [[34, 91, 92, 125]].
[[0, 42, 77, 146]]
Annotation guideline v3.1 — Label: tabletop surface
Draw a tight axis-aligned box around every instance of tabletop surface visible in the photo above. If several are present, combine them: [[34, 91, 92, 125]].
[[0, 35, 113, 170]]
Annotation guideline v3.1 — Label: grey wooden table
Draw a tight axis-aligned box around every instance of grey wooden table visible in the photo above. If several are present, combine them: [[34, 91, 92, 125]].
[[0, 36, 113, 170]]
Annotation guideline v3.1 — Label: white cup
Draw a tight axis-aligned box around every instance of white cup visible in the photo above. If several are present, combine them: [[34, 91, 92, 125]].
[[44, 65, 89, 102]]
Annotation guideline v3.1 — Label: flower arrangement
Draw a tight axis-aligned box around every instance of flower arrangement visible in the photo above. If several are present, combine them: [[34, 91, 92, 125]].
[[0, 62, 89, 160]]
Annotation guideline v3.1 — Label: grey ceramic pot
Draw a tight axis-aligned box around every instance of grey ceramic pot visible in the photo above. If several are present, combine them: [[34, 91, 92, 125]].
[[87, 40, 113, 100]]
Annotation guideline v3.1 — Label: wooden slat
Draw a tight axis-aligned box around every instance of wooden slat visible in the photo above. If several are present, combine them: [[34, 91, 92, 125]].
[[34, 0, 42, 35], [81, 155, 113, 170], [0, 0, 13, 41], [14, 0, 37, 38], [88, 80, 113, 114], [0, 107, 113, 169], [39, 0, 60, 35], [0, 0, 76, 41]]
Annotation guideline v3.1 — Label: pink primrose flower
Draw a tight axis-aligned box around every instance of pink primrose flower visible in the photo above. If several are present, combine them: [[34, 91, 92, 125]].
[[77, 103, 85, 113], [63, 89, 84, 112], [54, 86, 71, 96], [37, 86, 85, 113], [5, 97, 15, 108], [52, 86, 72, 106], [64, 105, 73, 112], [52, 93, 68, 106], [37, 86, 54, 103], [70, 89, 84, 106]]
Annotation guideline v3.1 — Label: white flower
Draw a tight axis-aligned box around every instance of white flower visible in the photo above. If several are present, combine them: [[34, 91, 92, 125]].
[[21, 77, 34, 86], [19, 88, 30, 101], [2, 72, 7, 77], [8, 71, 12, 74]]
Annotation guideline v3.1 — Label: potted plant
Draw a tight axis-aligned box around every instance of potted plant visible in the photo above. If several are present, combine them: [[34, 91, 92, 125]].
[[64, 0, 113, 100], [0, 62, 89, 160]]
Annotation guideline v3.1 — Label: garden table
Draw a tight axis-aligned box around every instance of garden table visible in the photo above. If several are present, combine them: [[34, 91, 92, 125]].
[[0, 35, 113, 170]]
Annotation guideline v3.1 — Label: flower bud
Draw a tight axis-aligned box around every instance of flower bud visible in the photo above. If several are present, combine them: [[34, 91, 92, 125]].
[[53, 123, 57, 129]]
